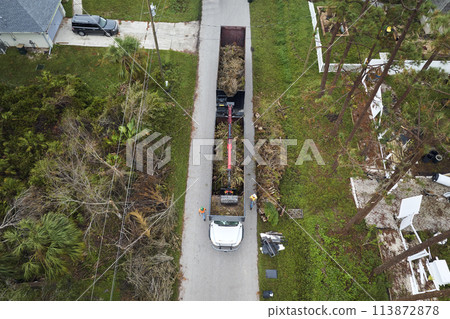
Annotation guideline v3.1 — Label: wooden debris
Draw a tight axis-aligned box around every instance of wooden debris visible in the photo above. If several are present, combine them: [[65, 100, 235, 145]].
[[218, 44, 245, 97]]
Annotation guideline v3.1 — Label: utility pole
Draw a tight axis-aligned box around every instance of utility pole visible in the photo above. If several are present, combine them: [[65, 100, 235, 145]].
[[147, 0, 166, 85]]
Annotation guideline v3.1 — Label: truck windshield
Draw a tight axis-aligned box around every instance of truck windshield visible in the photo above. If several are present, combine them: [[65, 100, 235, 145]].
[[98, 17, 107, 28], [214, 221, 239, 227]]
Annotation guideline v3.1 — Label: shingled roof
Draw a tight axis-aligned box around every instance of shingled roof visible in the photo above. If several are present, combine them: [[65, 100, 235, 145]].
[[0, 0, 61, 33]]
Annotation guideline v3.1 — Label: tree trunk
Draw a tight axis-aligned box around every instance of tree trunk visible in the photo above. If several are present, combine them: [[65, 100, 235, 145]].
[[396, 288, 450, 301], [391, 48, 440, 112], [319, 22, 340, 98], [374, 230, 450, 275], [331, 0, 424, 172], [328, 0, 370, 95], [304, 26, 319, 72], [331, 42, 377, 136], [329, 36, 354, 95], [342, 146, 424, 233]]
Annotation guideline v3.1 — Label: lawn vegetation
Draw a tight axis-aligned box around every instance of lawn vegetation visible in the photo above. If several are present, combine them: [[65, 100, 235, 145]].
[[83, 0, 201, 22], [250, 0, 389, 301], [62, 0, 73, 18], [0, 43, 197, 300]]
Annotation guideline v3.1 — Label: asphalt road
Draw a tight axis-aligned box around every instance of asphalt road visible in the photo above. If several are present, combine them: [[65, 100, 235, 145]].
[[179, 0, 258, 301]]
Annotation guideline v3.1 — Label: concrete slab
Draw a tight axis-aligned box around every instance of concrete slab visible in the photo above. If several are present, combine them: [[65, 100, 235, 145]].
[[351, 176, 450, 231], [73, 0, 82, 16], [54, 18, 199, 53], [265, 269, 278, 279]]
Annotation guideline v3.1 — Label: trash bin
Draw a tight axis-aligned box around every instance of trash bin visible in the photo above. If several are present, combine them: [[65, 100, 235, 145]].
[[421, 154, 433, 163], [17, 44, 27, 55]]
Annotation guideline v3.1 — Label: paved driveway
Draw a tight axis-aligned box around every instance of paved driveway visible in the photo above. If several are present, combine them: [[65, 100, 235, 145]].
[[54, 18, 199, 53], [179, 0, 258, 301]]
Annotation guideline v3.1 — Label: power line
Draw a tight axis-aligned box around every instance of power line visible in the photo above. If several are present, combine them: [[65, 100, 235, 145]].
[[108, 0, 170, 300], [87, 0, 148, 300], [76, 178, 199, 301], [108, 0, 153, 301]]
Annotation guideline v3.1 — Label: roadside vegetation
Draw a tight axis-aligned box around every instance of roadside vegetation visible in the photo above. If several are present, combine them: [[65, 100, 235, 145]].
[[0, 41, 197, 300], [83, 0, 201, 22]]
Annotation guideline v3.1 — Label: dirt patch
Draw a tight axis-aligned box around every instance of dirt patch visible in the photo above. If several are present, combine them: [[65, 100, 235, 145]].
[[211, 195, 244, 216]]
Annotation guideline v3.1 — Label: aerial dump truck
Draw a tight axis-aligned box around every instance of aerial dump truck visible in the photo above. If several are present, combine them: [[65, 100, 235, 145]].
[[209, 26, 246, 251]]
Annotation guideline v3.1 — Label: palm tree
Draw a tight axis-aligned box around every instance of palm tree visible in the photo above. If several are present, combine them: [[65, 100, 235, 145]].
[[4, 213, 84, 281], [0, 244, 16, 280], [104, 36, 142, 79]]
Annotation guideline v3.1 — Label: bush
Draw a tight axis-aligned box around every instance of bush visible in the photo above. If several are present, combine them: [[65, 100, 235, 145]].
[[264, 202, 279, 226]]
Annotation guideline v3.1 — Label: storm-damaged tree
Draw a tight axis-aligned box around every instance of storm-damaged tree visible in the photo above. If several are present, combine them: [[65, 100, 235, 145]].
[[372, 230, 450, 275], [328, 0, 371, 95], [331, 0, 426, 173], [391, 12, 450, 113], [342, 68, 449, 234], [330, 4, 386, 135], [331, 0, 435, 136], [318, 0, 346, 98], [342, 139, 425, 234]]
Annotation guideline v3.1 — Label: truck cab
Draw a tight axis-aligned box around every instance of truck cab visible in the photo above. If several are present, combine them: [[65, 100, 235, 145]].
[[209, 220, 243, 251], [209, 194, 244, 251]]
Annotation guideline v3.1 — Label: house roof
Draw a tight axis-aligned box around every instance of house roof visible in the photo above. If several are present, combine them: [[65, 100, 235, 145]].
[[0, 0, 61, 33]]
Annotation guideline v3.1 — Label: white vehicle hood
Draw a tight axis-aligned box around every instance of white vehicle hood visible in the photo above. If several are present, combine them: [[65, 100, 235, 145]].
[[210, 222, 243, 247]]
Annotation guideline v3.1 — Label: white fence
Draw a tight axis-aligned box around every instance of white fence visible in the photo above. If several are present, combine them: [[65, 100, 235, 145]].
[[308, 1, 449, 74]]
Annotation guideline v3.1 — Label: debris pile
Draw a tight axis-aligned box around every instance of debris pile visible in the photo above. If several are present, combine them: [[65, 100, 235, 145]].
[[255, 142, 286, 221], [212, 121, 244, 192], [254, 115, 286, 221], [218, 44, 245, 97], [260, 231, 286, 257]]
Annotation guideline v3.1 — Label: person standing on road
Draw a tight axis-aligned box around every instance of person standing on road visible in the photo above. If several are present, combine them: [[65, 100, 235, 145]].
[[199, 207, 206, 221], [249, 194, 257, 210]]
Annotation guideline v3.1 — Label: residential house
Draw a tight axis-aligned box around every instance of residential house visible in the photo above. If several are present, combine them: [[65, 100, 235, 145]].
[[0, 0, 65, 52]]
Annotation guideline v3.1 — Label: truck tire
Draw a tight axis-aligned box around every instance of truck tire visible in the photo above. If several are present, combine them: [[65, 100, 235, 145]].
[[78, 31, 86, 36]]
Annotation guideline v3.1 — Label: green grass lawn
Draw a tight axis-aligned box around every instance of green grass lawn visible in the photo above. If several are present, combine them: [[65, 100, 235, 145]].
[[83, 0, 201, 22], [62, 0, 73, 17], [250, 0, 389, 301], [0, 46, 120, 96]]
